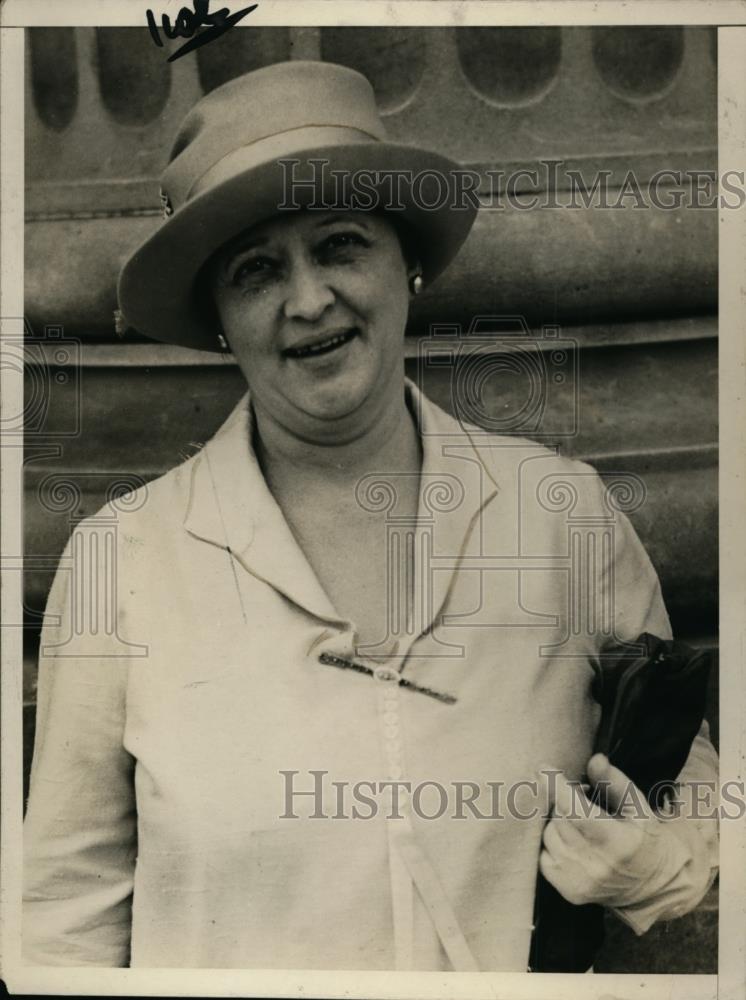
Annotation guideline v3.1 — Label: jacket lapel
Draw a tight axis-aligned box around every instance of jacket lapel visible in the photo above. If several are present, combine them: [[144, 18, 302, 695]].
[[411, 383, 500, 632], [183, 393, 343, 624]]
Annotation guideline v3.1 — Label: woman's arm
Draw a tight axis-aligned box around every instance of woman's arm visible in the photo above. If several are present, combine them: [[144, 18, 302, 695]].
[[540, 466, 719, 932], [602, 497, 719, 931], [23, 524, 137, 966]]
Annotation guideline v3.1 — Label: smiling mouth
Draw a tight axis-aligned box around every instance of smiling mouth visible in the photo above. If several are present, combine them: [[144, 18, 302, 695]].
[[282, 328, 358, 360]]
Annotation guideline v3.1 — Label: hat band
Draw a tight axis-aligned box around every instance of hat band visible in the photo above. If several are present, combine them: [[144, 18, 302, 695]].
[[187, 125, 382, 203]]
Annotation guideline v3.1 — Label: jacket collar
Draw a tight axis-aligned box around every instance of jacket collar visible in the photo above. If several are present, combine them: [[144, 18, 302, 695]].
[[183, 379, 500, 628], [183, 392, 341, 623]]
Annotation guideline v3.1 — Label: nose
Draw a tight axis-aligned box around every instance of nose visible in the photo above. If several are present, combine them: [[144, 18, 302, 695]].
[[282, 260, 335, 322]]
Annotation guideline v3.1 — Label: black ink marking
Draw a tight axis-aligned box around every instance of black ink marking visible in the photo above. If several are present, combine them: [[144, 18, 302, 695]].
[[146, 0, 259, 63], [146, 8, 164, 47]]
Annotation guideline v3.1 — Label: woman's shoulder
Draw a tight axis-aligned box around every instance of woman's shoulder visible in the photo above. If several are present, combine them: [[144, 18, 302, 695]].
[[417, 387, 608, 512], [80, 453, 198, 540], [73, 395, 251, 548], [57, 450, 209, 589], [417, 386, 597, 474], [454, 415, 603, 487]]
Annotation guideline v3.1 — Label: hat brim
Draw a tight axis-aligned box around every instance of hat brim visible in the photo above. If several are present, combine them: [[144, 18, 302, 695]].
[[118, 143, 477, 352]]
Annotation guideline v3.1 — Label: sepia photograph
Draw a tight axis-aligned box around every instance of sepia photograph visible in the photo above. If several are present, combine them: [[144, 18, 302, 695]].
[[2, 2, 745, 997]]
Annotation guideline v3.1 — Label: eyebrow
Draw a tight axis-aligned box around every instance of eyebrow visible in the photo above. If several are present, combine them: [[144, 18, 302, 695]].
[[230, 214, 369, 250], [314, 214, 371, 230], [223, 233, 270, 257], [216, 213, 373, 273], [214, 234, 270, 280]]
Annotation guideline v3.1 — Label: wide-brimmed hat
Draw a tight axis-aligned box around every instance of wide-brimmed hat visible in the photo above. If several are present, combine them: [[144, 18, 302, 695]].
[[117, 60, 478, 352]]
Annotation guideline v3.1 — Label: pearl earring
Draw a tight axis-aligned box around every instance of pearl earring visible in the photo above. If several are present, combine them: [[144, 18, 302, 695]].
[[410, 273, 424, 296], [217, 333, 229, 351]]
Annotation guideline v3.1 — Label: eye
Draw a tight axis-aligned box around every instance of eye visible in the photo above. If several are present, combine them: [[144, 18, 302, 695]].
[[229, 254, 278, 286], [318, 231, 370, 259]]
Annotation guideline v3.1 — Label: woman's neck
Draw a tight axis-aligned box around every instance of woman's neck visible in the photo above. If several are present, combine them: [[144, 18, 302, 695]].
[[251, 382, 422, 492]]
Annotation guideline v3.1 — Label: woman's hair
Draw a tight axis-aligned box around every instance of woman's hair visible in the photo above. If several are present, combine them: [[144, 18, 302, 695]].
[[194, 209, 421, 350], [386, 213, 421, 273], [192, 263, 224, 346]]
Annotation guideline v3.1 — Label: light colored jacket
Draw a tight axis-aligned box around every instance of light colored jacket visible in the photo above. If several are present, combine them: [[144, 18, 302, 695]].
[[23, 380, 718, 969]]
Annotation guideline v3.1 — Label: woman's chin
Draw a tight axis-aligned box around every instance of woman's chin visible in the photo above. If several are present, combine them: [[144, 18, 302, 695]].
[[293, 375, 376, 425], [284, 359, 386, 425], [249, 344, 404, 436]]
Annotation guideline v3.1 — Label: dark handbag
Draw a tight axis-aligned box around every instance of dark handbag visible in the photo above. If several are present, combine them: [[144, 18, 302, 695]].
[[527, 632, 713, 972]]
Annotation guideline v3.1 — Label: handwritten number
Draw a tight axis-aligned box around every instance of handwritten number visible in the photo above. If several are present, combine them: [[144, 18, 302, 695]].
[[146, 0, 259, 61], [146, 9, 164, 47], [168, 5, 259, 62]]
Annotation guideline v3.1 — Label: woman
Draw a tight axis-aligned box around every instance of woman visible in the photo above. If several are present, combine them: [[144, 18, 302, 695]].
[[23, 61, 718, 971]]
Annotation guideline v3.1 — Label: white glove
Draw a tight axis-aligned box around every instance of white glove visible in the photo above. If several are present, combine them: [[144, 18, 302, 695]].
[[539, 753, 710, 921]]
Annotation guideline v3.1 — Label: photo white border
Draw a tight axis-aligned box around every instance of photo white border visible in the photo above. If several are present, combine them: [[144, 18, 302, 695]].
[[716, 23, 746, 1000], [1, 0, 746, 27], [2, 3, 744, 997]]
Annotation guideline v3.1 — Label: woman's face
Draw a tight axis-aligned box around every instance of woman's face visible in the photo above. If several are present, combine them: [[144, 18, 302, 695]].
[[208, 210, 412, 435]]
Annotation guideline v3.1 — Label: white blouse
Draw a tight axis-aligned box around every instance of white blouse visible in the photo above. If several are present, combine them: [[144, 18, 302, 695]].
[[23, 380, 718, 970]]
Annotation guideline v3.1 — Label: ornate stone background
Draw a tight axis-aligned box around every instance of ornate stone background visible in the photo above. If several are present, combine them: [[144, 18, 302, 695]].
[[22, 26, 718, 972]]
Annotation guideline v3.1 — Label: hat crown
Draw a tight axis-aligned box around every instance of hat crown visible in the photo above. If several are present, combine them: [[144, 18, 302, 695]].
[[163, 61, 387, 210]]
